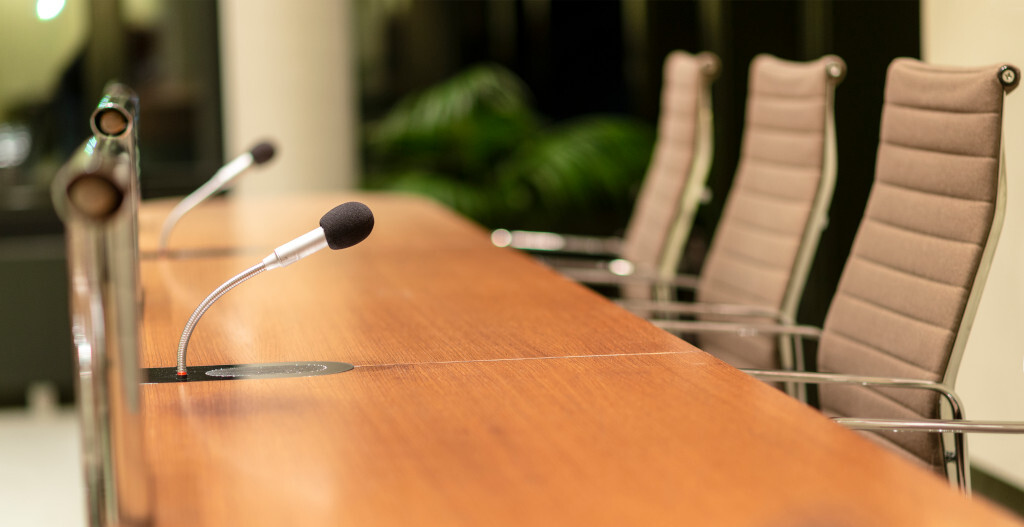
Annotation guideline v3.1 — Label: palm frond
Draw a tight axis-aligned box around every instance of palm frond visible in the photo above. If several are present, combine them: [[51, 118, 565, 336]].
[[368, 63, 539, 151], [362, 65, 655, 233], [496, 116, 654, 232]]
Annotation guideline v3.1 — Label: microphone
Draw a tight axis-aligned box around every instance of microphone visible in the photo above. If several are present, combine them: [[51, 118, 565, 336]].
[[158, 141, 277, 251], [175, 202, 374, 378]]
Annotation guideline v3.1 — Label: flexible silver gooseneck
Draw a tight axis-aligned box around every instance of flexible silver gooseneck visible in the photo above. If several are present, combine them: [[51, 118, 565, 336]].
[[172, 201, 375, 380], [176, 263, 267, 376], [158, 175, 234, 250], [159, 142, 275, 252]]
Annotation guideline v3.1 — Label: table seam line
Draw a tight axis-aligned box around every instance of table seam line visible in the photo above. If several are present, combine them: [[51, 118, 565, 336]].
[[352, 350, 699, 369]]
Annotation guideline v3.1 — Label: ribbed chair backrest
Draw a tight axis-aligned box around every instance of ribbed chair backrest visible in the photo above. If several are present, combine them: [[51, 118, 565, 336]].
[[818, 58, 1018, 470], [696, 54, 845, 370], [618, 51, 718, 300]]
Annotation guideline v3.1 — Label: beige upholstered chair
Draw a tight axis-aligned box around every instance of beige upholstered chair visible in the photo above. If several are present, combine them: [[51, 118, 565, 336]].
[[492, 50, 719, 300], [631, 54, 846, 376], [685, 58, 1022, 491]]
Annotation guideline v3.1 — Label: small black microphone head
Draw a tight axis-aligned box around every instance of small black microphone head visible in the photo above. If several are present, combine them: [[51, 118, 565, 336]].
[[320, 202, 374, 250], [250, 141, 276, 164]]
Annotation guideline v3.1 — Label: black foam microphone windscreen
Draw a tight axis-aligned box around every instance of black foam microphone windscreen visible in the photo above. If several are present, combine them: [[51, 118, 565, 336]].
[[320, 202, 374, 250], [251, 141, 276, 164]]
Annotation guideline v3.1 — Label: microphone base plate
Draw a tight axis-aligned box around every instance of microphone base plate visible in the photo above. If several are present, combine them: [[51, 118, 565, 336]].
[[142, 361, 354, 383]]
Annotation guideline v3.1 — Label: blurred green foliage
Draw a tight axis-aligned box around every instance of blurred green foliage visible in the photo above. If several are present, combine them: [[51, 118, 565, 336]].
[[363, 64, 654, 234]]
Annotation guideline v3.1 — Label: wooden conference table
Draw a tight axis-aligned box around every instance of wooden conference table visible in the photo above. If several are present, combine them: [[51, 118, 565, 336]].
[[136, 192, 1021, 526]]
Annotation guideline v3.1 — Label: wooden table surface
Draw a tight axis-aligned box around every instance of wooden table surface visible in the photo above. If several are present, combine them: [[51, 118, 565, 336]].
[[139, 191, 488, 256], [138, 193, 1023, 526]]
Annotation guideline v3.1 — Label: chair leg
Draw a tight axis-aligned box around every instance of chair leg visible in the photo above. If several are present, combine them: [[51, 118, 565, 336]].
[[951, 432, 971, 493]]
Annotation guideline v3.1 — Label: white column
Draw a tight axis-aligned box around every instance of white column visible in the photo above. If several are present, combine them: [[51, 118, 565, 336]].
[[922, 0, 1024, 489], [218, 0, 359, 194]]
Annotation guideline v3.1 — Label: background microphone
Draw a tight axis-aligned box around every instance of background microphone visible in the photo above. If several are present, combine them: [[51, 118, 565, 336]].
[[175, 202, 374, 378], [158, 141, 277, 251]]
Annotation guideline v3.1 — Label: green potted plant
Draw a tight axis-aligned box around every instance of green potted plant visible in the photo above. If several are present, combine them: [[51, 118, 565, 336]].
[[364, 63, 654, 235]]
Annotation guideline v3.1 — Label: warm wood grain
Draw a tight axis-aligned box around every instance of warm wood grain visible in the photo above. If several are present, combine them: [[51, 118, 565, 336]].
[[140, 249, 690, 369], [139, 192, 487, 255], [140, 191, 687, 368], [142, 354, 1022, 527], [137, 193, 1024, 526]]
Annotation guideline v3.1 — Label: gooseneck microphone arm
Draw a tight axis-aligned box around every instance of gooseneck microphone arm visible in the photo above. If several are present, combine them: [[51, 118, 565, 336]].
[[174, 202, 374, 378], [176, 263, 266, 375], [158, 141, 275, 251]]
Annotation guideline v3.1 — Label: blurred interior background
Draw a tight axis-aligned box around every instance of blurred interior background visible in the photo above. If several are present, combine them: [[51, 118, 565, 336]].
[[1, 0, 1023, 521]]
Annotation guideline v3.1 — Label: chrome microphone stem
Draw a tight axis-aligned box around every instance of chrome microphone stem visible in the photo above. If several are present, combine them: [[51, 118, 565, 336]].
[[176, 262, 267, 376], [262, 227, 327, 270], [158, 153, 253, 251]]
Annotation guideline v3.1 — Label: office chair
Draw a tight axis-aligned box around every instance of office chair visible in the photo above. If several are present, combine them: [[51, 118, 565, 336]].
[[492, 50, 719, 301], [658, 58, 1023, 491], [618, 54, 846, 378]]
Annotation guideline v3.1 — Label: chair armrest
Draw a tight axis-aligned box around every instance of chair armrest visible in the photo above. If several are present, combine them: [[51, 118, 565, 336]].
[[491, 229, 622, 256], [560, 267, 701, 290], [742, 370, 965, 420], [621, 299, 783, 320], [834, 418, 1024, 434], [654, 319, 822, 339], [743, 369, 988, 492]]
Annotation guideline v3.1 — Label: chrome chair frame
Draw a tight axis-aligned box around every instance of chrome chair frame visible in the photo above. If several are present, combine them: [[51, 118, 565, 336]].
[[748, 368, 1024, 493]]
